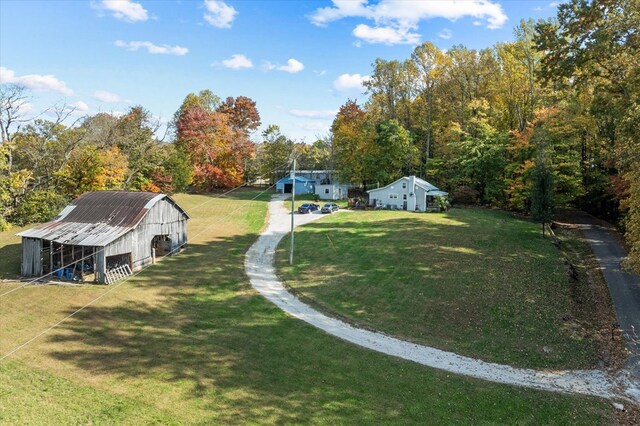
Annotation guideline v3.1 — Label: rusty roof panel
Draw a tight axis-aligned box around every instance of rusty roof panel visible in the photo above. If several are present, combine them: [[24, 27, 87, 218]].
[[17, 191, 188, 246]]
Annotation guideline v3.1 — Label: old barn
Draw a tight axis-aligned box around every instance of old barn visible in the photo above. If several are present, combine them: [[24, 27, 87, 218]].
[[18, 191, 189, 284]]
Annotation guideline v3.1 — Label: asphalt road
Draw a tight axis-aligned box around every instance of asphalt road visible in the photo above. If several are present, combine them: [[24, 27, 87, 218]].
[[571, 213, 640, 376]]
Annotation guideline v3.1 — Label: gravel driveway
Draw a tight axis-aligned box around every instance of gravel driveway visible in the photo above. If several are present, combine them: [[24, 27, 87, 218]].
[[245, 195, 639, 403]]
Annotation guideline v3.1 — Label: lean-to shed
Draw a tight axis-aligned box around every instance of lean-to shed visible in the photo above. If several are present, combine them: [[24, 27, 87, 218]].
[[18, 191, 189, 284]]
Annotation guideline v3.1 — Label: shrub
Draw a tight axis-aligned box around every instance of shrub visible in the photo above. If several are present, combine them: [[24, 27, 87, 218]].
[[452, 185, 479, 205], [434, 195, 450, 212], [10, 190, 68, 226]]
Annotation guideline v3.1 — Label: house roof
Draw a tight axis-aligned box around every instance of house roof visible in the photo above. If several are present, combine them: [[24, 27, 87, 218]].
[[367, 176, 447, 195], [17, 191, 189, 247], [276, 176, 315, 184]]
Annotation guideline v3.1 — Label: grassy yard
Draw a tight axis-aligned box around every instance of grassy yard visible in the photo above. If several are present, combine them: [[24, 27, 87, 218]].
[[277, 208, 602, 370], [0, 194, 615, 424]]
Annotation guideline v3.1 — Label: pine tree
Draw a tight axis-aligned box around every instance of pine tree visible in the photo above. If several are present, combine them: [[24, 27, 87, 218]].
[[530, 162, 554, 236]]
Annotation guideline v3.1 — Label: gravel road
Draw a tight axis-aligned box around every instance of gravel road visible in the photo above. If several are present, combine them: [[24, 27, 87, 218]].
[[245, 195, 639, 403]]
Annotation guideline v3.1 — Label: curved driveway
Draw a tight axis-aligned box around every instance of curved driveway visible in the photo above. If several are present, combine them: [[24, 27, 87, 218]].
[[245, 195, 639, 403]]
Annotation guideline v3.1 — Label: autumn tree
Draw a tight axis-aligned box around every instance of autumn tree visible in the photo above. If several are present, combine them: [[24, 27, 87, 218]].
[[410, 42, 446, 176], [536, 0, 640, 269], [175, 90, 259, 190], [255, 125, 294, 183], [368, 119, 415, 185], [331, 100, 375, 186]]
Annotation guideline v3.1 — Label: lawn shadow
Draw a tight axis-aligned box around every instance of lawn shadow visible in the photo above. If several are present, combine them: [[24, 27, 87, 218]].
[[0, 242, 22, 279], [40, 233, 396, 423], [30, 208, 612, 423]]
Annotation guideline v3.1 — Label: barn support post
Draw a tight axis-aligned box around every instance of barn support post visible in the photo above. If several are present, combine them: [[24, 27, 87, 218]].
[[61, 244, 65, 278], [80, 246, 84, 280], [95, 247, 106, 284]]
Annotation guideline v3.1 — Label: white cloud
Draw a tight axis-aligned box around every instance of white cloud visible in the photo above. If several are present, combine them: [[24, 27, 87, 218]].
[[264, 58, 305, 74], [0, 66, 14, 83], [295, 120, 332, 132], [310, 0, 508, 45], [314, 70, 327, 76], [19, 102, 35, 115], [93, 90, 121, 103], [289, 109, 338, 119], [279, 58, 304, 73], [222, 54, 253, 69], [95, 0, 149, 22], [204, 0, 237, 28], [333, 73, 369, 92], [0, 66, 74, 96], [115, 40, 189, 55], [71, 101, 90, 112], [438, 28, 453, 39], [353, 24, 419, 45]]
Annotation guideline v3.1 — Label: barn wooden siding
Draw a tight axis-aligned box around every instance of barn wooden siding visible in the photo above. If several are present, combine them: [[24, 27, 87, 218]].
[[18, 192, 189, 284], [21, 237, 42, 276], [104, 198, 188, 271]]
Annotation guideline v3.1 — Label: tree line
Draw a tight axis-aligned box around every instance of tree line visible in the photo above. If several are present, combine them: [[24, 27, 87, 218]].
[[330, 0, 639, 271], [1, 0, 638, 271], [0, 86, 332, 231]]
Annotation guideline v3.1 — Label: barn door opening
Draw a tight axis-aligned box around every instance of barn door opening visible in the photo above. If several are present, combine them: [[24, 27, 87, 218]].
[[284, 183, 293, 193], [152, 235, 172, 263], [106, 253, 132, 270]]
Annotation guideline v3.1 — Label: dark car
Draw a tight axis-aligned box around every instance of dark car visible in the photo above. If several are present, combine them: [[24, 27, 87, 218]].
[[298, 203, 319, 214], [321, 203, 339, 214]]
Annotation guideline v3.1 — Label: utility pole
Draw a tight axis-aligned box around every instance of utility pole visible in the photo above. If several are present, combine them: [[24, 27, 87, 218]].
[[289, 157, 296, 265]]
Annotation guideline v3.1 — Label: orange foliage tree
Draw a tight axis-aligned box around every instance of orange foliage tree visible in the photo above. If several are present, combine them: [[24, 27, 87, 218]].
[[175, 91, 259, 190]]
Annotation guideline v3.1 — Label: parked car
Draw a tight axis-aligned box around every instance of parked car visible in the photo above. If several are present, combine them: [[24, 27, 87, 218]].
[[321, 203, 339, 214], [298, 203, 319, 214]]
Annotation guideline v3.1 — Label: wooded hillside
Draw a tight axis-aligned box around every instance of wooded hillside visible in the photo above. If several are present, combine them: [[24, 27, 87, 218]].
[[1, 0, 638, 271], [330, 0, 639, 271]]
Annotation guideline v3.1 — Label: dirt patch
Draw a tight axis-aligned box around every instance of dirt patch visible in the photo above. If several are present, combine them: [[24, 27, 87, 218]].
[[614, 403, 640, 425]]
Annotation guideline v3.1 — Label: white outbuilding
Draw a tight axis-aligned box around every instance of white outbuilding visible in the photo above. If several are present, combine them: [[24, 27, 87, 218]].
[[367, 176, 448, 212], [315, 183, 350, 200]]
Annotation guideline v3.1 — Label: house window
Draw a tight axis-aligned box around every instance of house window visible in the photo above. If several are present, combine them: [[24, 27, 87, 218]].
[[402, 182, 407, 189], [389, 193, 398, 199], [325, 188, 329, 194], [403, 194, 407, 200]]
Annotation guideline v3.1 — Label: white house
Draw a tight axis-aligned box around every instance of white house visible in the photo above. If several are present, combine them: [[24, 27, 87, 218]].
[[316, 183, 350, 200], [367, 176, 448, 212]]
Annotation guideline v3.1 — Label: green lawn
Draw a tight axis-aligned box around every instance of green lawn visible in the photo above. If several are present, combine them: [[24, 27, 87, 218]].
[[277, 208, 602, 370], [0, 194, 615, 424]]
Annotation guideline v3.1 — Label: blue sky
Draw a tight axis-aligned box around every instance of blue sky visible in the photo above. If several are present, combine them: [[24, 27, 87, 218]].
[[0, 0, 560, 142]]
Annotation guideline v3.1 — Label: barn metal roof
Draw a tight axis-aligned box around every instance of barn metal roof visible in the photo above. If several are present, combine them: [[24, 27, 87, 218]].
[[17, 191, 189, 247]]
